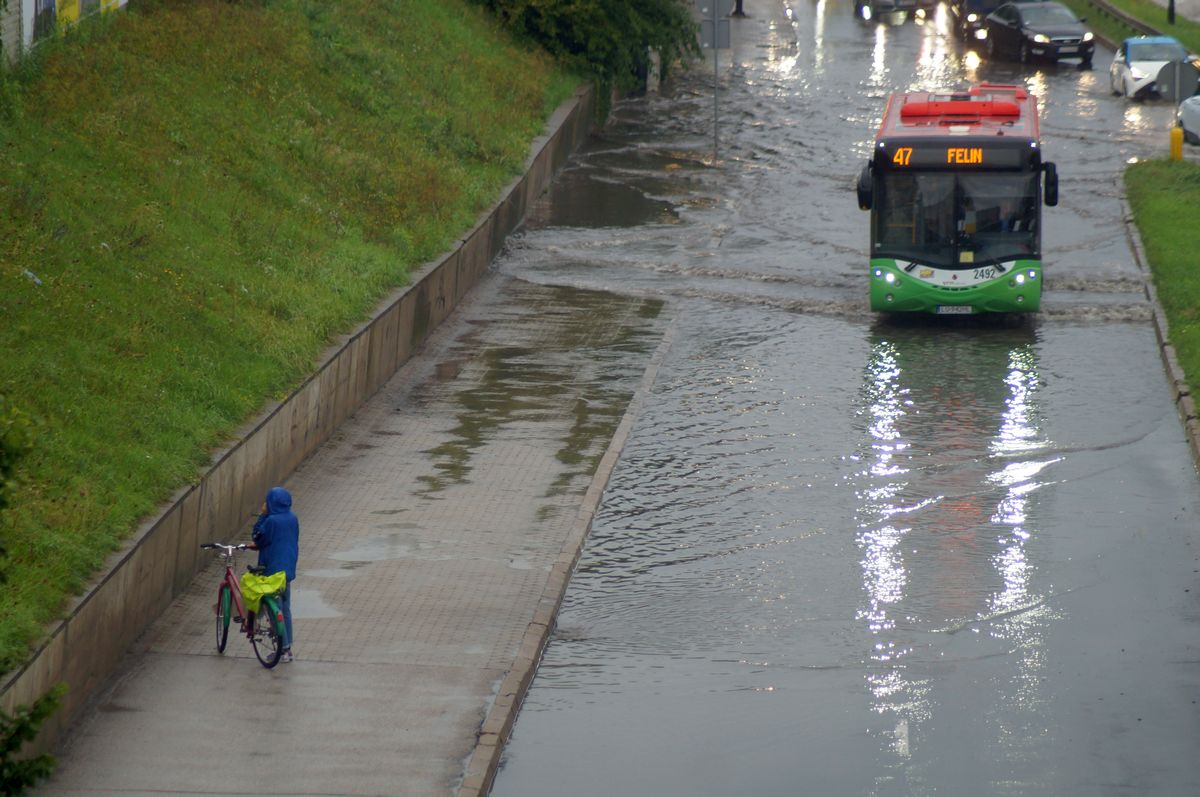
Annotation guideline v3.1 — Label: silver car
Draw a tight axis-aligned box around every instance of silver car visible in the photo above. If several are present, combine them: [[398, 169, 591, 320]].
[[1181, 95, 1200, 144], [1110, 36, 1196, 99]]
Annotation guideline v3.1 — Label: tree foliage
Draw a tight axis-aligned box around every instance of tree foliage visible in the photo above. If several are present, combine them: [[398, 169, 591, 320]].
[[471, 0, 699, 91], [0, 684, 63, 796]]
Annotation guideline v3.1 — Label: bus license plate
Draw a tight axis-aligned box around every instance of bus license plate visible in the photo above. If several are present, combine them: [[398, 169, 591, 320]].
[[935, 305, 975, 315]]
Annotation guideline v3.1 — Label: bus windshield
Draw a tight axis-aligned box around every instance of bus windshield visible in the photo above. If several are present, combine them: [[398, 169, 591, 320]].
[[873, 172, 1038, 269]]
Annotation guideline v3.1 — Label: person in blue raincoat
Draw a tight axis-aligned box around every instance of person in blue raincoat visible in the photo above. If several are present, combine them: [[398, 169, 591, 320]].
[[252, 486, 299, 661]]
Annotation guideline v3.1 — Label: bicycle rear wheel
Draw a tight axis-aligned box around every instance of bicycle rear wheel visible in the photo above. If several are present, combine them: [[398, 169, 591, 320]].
[[251, 595, 284, 669], [215, 584, 232, 653]]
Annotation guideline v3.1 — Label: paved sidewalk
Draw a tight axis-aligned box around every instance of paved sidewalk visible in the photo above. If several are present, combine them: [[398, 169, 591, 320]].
[[34, 274, 668, 796]]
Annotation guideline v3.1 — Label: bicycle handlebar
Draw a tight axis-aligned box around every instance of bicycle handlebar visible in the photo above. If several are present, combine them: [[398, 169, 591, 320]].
[[200, 543, 257, 553]]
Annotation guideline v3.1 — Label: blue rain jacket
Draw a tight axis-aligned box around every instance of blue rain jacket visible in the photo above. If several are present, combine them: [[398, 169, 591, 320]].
[[252, 486, 299, 582]]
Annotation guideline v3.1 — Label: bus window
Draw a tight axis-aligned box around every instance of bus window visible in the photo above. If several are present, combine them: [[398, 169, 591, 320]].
[[874, 173, 956, 268], [958, 174, 1038, 262]]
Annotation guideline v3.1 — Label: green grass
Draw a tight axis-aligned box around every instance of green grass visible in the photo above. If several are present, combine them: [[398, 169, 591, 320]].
[[0, 0, 576, 672], [1125, 160, 1200, 394], [1061, 0, 1200, 51]]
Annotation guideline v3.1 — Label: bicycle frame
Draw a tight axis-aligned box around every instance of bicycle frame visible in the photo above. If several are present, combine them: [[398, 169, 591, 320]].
[[200, 542, 287, 669]]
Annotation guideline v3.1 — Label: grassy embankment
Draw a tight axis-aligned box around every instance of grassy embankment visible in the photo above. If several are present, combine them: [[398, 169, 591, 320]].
[[0, 0, 576, 673], [1057, 0, 1200, 49]]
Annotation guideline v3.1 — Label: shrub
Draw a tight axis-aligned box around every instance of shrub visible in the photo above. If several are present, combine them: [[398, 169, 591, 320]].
[[0, 685, 64, 795], [471, 0, 699, 91]]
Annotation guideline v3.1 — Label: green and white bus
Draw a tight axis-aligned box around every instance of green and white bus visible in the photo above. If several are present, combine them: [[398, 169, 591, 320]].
[[857, 83, 1059, 314]]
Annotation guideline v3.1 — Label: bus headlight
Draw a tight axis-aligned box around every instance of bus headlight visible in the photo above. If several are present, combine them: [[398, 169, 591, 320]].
[[874, 268, 884, 278], [884, 272, 897, 284], [1027, 270, 1037, 279], [1015, 273, 1026, 285]]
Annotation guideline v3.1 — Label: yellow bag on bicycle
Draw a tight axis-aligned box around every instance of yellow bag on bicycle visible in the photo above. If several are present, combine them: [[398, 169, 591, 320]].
[[239, 570, 286, 613]]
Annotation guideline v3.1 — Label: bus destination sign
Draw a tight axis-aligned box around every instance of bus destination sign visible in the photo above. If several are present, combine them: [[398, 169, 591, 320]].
[[882, 144, 1026, 169]]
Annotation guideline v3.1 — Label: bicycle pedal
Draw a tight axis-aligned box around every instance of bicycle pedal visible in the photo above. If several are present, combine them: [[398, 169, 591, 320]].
[[233, 616, 244, 623]]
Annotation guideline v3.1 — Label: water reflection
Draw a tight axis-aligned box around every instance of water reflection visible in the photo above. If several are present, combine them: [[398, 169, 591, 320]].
[[912, 21, 958, 91], [870, 24, 890, 89], [855, 328, 1057, 786]]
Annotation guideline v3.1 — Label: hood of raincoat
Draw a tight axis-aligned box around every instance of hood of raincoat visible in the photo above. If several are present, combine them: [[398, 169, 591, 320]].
[[265, 486, 292, 515]]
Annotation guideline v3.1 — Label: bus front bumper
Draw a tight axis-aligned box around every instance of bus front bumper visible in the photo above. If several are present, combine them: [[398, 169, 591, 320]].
[[869, 263, 1043, 314]]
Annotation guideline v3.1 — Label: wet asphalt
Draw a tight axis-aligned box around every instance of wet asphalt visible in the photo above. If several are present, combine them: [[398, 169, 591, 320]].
[[490, 1, 1200, 795]]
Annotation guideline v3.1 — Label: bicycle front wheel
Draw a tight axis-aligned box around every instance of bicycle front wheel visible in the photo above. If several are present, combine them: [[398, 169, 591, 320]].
[[215, 584, 232, 653], [251, 596, 284, 669]]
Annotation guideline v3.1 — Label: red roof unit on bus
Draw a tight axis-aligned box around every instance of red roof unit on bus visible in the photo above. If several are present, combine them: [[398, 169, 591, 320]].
[[878, 83, 1039, 140]]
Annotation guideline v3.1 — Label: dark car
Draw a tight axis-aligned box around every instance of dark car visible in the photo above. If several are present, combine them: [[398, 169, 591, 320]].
[[983, 1, 1095, 67], [950, 0, 1007, 42], [856, 0, 936, 21]]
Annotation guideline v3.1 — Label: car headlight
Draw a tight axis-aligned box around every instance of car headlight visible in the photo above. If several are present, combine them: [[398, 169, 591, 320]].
[[967, 12, 978, 21], [1032, 33, 1050, 43], [1082, 32, 1093, 42]]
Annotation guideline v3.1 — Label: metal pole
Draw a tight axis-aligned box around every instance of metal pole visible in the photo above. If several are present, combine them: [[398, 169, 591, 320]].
[[1169, 0, 1175, 24], [713, 0, 719, 160], [733, 0, 747, 16]]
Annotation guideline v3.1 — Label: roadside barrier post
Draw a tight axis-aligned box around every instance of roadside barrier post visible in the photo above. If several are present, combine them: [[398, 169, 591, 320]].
[[697, 0, 732, 160]]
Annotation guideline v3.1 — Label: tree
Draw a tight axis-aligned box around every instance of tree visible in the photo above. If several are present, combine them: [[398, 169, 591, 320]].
[[472, 0, 700, 92]]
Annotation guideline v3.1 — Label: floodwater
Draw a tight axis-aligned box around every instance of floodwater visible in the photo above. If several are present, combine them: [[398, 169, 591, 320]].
[[490, 1, 1200, 795]]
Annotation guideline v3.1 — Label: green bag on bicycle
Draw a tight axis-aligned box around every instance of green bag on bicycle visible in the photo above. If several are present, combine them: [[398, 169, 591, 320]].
[[239, 570, 286, 613]]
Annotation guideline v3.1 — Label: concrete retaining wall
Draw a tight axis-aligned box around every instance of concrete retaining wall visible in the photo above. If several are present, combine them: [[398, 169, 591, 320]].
[[0, 84, 597, 753]]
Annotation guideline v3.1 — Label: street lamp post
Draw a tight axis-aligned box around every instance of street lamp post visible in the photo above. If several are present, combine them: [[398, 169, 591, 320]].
[[1168, 0, 1175, 24]]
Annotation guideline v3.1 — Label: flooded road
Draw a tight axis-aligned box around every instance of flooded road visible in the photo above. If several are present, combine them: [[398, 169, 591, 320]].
[[490, 1, 1200, 795]]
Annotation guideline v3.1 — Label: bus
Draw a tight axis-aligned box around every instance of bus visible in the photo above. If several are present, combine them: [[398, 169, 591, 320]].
[[856, 83, 1058, 314]]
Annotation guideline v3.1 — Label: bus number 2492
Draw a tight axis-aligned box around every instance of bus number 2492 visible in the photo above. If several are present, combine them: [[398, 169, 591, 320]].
[[973, 266, 997, 281]]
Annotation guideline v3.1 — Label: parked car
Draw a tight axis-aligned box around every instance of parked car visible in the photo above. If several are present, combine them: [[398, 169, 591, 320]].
[[1110, 36, 1198, 98], [1182, 95, 1200, 144], [983, 1, 1095, 67]]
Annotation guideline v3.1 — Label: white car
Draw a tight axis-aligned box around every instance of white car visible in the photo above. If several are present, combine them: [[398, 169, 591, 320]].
[[1110, 36, 1196, 99], [1181, 95, 1200, 144]]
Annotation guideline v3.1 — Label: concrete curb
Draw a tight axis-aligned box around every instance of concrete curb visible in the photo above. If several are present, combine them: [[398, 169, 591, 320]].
[[455, 319, 678, 797], [0, 83, 599, 755], [1119, 189, 1200, 468]]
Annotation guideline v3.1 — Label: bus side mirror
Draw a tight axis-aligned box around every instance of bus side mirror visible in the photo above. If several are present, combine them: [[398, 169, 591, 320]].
[[857, 162, 873, 210], [1043, 161, 1058, 207]]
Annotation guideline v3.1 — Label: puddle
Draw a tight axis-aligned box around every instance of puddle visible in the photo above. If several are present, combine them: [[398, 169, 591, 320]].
[[527, 169, 679, 229], [291, 586, 343, 619], [328, 531, 458, 564]]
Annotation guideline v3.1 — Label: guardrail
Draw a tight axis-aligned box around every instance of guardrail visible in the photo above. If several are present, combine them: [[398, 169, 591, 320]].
[[1082, 0, 1164, 36]]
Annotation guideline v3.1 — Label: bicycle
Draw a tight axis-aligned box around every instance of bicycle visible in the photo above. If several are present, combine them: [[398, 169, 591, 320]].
[[200, 542, 288, 669]]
